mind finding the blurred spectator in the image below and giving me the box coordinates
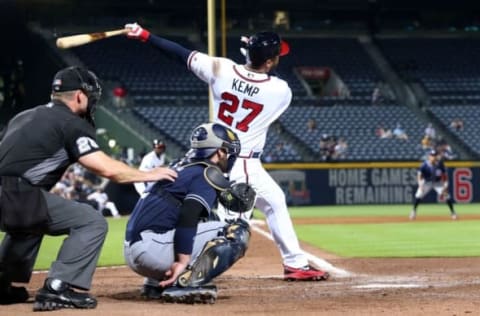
[371,81,395,105]
[375,125,392,139]
[319,134,336,161]
[424,123,436,139]
[450,118,464,132]
[262,153,274,163]
[393,123,408,141]
[87,188,121,218]
[113,85,127,109]
[371,86,383,105]
[307,118,317,132]
[436,140,455,160]
[421,135,434,151]
[333,137,348,160]
[274,142,285,156]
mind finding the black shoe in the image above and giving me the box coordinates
[140,284,163,299]
[0,284,29,305]
[33,278,97,311]
[161,284,217,304]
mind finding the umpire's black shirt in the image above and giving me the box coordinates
[0,100,100,190]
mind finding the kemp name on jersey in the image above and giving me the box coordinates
[232,78,260,97]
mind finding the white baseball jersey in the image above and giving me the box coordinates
[188,52,292,155]
[188,52,309,268]
[133,151,166,195]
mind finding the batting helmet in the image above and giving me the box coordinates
[188,123,240,160]
[152,139,165,149]
[246,31,290,67]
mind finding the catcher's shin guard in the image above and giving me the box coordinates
[177,219,250,287]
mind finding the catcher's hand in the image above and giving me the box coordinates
[219,183,256,214]
[125,22,150,42]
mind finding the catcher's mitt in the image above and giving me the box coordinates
[219,183,256,213]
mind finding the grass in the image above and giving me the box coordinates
[288,203,480,257]
[280,203,480,218]
[2,218,129,270]
[297,221,480,257]
[0,203,479,270]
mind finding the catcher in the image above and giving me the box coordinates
[124,123,256,304]
[410,149,458,220]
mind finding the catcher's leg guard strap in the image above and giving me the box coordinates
[177,221,250,287]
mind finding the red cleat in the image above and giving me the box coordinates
[283,265,330,281]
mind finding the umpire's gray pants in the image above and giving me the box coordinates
[124,221,225,281]
[0,189,108,290]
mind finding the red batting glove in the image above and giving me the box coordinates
[125,22,150,42]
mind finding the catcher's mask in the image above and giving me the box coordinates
[246,31,289,68]
[52,66,102,126]
[187,123,240,172]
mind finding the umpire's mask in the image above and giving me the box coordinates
[52,66,102,126]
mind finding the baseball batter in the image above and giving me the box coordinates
[410,149,458,220]
[125,23,328,281]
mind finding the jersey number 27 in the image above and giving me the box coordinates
[218,92,263,132]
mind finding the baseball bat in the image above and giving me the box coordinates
[56,28,129,49]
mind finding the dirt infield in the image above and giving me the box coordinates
[3,216,480,316]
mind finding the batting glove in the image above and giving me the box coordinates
[239,36,251,64]
[125,22,150,42]
[239,36,249,57]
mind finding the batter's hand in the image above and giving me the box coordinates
[125,22,150,41]
[240,36,249,57]
[159,261,188,288]
[151,166,177,182]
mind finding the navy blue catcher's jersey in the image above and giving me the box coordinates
[125,161,218,243]
[418,160,446,182]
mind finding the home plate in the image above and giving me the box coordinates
[354,283,425,289]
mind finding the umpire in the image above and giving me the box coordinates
[0,66,177,311]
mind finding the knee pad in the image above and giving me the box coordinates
[223,218,250,256]
[177,220,250,287]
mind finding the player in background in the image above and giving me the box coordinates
[410,149,458,220]
[134,139,167,195]
[125,23,329,281]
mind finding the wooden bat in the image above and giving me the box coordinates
[56,28,129,49]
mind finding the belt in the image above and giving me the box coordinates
[238,151,262,159]
[128,228,169,246]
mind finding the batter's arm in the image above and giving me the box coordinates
[147,34,192,64]
[125,22,193,64]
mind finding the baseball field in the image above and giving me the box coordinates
[2,203,480,315]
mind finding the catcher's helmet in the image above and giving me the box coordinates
[246,31,289,67]
[188,123,240,160]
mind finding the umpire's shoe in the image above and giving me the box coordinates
[0,283,29,305]
[161,284,217,304]
[33,278,97,311]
